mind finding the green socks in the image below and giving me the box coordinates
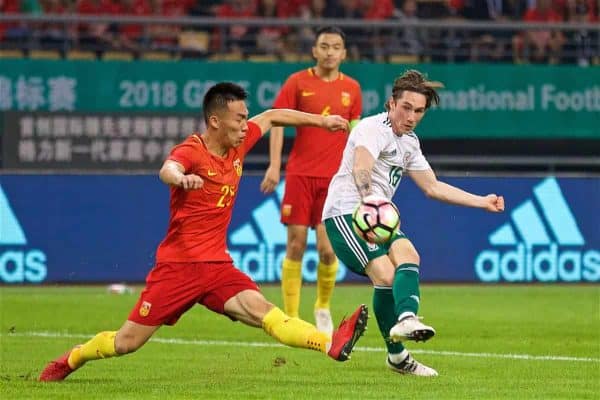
[392,263,420,318]
[373,286,405,355]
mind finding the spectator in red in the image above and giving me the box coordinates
[253,0,290,56]
[214,0,256,54]
[358,0,394,61]
[361,0,394,19]
[150,0,192,50]
[117,0,152,51]
[0,0,21,41]
[277,0,308,17]
[76,0,121,50]
[589,0,599,21]
[513,0,566,63]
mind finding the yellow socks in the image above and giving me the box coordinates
[315,259,338,310]
[281,258,302,318]
[67,331,118,369]
[262,307,329,353]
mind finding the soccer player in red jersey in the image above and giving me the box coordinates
[39,82,368,382]
[260,26,362,335]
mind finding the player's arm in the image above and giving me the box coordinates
[352,146,376,199]
[249,109,349,135]
[408,169,504,212]
[260,126,284,194]
[159,160,204,191]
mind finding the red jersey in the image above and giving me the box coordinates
[155,122,262,263]
[273,68,362,178]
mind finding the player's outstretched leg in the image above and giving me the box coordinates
[386,350,438,377]
[262,304,367,362]
[327,304,368,361]
[39,331,118,381]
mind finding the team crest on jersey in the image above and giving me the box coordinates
[282,204,292,217]
[403,152,411,166]
[233,158,242,176]
[341,91,351,107]
[139,301,152,317]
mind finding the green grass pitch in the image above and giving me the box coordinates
[1,284,598,399]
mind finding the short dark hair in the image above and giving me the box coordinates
[314,26,346,45]
[203,82,248,123]
[387,70,444,110]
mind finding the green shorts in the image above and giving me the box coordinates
[324,214,407,276]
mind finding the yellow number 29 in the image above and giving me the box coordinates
[217,185,236,208]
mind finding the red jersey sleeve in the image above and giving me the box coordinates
[273,73,299,109]
[242,121,263,155]
[168,140,198,172]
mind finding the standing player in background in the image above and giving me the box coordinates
[260,27,362,335]
[322,70,504,376]
[39,82,367,382]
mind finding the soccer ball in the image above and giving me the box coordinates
[352,195,400,244]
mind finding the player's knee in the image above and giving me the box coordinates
[376,269,395,286]
[317,248,336,265]
[287,237,307,259]
[371,274,394,287]
[239,290,273,321]
[390,239,420,265]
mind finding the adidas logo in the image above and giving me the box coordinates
[228,181,346,283]
[475,178,599,282]
[0,185,47,283]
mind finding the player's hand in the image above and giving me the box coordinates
[483,194,505,212]
[323,115,350,132]
[180,174,204,190]
[260,165,280,194]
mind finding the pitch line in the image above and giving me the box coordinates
[5,331,599,363]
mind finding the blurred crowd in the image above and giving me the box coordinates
[1,0,598,64]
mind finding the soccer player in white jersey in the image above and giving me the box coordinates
[322,70,505,376]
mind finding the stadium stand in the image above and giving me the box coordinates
[0,0,597,63]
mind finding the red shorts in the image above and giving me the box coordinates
[280,175,332,227]
[127,262,260,326]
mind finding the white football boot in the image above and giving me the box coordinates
[389,314,435,342]
[386,354,438,377]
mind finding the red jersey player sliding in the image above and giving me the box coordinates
[39,82,368,382]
